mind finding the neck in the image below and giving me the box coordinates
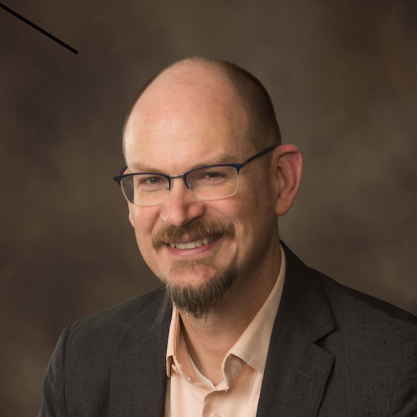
[179,233,282,384]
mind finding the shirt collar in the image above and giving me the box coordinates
[166,305,180,378]
[226,244,286,376]
[166,244,286,384]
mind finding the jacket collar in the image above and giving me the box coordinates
[256,240,335,417]
[277,240,335,342]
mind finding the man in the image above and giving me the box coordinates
[39,57,417,417]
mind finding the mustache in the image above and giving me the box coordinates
[152,219,235,250]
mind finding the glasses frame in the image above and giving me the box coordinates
[113,145,278,205]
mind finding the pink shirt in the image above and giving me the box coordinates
[165,244,286,417]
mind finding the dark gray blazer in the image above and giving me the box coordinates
[39,241,417,417]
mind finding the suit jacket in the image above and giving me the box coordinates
[39,240,417,417]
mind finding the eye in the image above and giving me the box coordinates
[143,177,161,184]
[193,169,228,185]
[134,175,167,191]
[205,172,222,179]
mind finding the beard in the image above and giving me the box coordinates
[160,254,238,320]
[152,218,237,319]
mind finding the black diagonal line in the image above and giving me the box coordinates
[0,3,78,54]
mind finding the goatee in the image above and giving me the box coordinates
[161,256,238,320]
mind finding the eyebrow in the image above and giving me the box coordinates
[128,155,236,174]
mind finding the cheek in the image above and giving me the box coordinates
[208,187,258,239]
[233,180,275,237]
[131,207,159,249]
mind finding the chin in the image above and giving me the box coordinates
[159,262,238,319]
[164,262,216,287]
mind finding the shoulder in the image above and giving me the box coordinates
[40,287,172,415]
[310,266,417,329]
[64,286,171,354]
[281,239,417,333]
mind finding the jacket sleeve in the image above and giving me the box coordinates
[38,324,72,417]
[389,342,417,416]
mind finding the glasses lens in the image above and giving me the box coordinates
[121,174,169,206]
[188,166,238,200]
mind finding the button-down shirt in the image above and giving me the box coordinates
[164,244,286,417]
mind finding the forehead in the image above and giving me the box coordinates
[124,66,251,172]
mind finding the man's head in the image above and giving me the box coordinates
[122,57,302,319]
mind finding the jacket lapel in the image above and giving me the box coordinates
[109,294,172,417]
[256,241,336,417]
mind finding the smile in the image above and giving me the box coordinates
[168,235,218,250]
[165,235,223,256]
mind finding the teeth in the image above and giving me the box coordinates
[169,235,218,250]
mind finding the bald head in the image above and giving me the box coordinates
[124,61,245,151]
[123,57,281,169]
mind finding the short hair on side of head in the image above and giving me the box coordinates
[122,56,281,172]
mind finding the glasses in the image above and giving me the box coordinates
[113,145,277,206]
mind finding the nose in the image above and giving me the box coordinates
[160,177,205,227]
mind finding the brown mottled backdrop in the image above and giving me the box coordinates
[1,0,416,415]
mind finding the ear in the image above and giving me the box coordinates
[270,144,303,216]
[128,203,135,228]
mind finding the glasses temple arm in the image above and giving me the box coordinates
[242,145,278,167]
[116,165,128,176]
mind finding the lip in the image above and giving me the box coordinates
[165,235,223,257]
